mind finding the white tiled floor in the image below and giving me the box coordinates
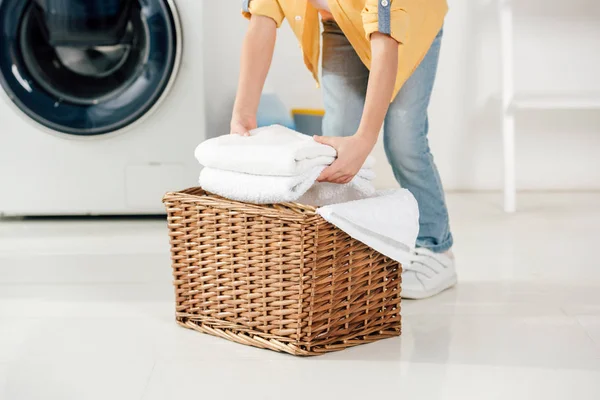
[1,193,600,399]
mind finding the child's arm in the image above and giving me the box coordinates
[230,15,278,135]
[354,32,399,144]
[314,32,399,183]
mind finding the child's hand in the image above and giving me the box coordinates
[313,134,375,184]
[230,113,257,136]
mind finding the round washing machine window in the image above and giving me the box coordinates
[0,0,180,136]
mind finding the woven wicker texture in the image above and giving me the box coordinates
[163,187,402,356]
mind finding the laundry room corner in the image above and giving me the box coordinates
[1,1,600,399]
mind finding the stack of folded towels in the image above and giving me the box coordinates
[195,124,376,206]
[194,125,419,264]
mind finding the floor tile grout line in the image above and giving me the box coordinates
[139,361,157,400]
[573,316,600,353]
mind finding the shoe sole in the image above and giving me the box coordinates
[401,274,458,300]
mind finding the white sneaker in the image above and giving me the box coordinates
[401,247,457,299]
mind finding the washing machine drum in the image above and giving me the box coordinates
[0,0,179,136]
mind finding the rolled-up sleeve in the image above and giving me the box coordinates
[362,0,411,44]
[242,0,285,28]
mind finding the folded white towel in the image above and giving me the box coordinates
[317,189,420,265]
[195,124,374,176]
[199,166,376,205]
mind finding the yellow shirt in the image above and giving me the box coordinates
[242,0,448,100]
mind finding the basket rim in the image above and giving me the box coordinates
[163,187,318,220]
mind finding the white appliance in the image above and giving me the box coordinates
[0,0,204,216]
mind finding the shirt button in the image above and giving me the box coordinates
[295,15,302,21]
[381,0,389,6]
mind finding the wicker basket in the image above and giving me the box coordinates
[163,187,402,356]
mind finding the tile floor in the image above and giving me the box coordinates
[1,193,599,399]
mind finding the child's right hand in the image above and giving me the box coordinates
[230,113,257,136]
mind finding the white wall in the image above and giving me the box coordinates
[203,0,600,191]
[202,1,319,138]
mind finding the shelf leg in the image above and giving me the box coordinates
[503,114,516,213]
[499,0,516,212]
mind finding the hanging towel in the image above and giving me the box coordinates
[316,189,420,265]
[195,124,374,177]
[199,166,376,205]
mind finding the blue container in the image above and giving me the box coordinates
[256,93,295,130]
[292,109,324,136]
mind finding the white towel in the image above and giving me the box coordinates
[317,189,420,265]
[195,124,374,176]
[298,181,373,207]
[199,166,376,205]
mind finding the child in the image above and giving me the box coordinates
[230,0,456,299]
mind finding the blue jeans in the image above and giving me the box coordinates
[321,21,453,253]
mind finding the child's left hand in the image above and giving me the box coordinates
[313,134,375,184]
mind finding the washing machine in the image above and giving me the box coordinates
[0,0,204,216]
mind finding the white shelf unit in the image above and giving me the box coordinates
[512,93,600,111]
[498,0,600,212]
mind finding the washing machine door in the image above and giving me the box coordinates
[0,0,180,136]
